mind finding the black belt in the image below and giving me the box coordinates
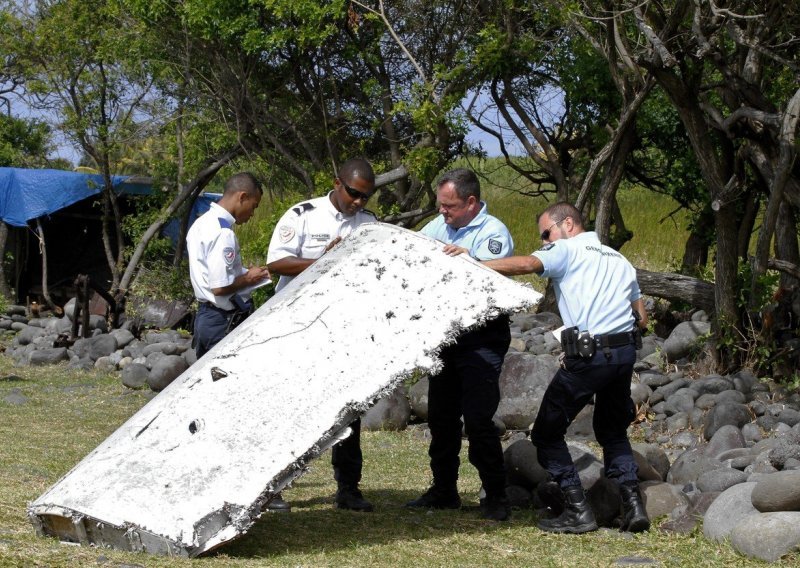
[199,301,235,314]
[592,331,637,348]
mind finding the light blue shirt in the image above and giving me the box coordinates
[533,231,641,335]
[420,202,514,260]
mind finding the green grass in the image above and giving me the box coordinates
[1,357,794,567]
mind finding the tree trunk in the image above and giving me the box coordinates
[118,149,241,292]
[35,219,58,312]
[775,201,800,290]
[636,268,716,313]
[0,222,12,301]
[681,207,713,276]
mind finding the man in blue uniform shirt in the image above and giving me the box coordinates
[406,168,515,521]
[481,202,650,534]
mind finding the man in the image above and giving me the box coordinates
[480,202,650,534]
[406,168,514,521]
[267,157,377,512]
[186,173,289,513]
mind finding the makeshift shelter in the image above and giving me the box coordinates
[0,167,218,306]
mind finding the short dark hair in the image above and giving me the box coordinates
[224,172,263,197]
[338,158,375,185]
[437,168,480,201]
[541,202,583,227]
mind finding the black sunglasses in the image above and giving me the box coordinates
[339,178,373,202]
[540,217,568,240]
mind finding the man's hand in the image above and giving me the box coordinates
[441,244,470,257]
[324,237,343,253]
[243,265,271,285]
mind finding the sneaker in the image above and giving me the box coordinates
[264,492,291,512]
[480,494,511,521]
[406,486,461,509]
[335,486,374,512]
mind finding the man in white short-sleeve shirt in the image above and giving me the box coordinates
[266,157,377,513]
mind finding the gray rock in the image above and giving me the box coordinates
[10,321,27,332]
[146,355,188,391]
[705,424,746,458]
[638,371,671,388]
[67,358,95,371]
[565,405,595,440]
[121,363,150,390]
[109,328,135,349]
[751,470,800,512]
[670,431,699,449]
[663,321,711,361]
[88,314,107,332]
[632,450,663,482]
[666,448,723,485]
[508,337,526,352]
[631,443,671,481]
[703,402,752,440]
[715,390,746,404]
[664,389,696,415]
[586,476,622,527]
[29,347,69,366]
[696,468,749,492]
[16,326,47,346]
[144,330,184,344]
[142,342,181,356]
[666,412,689,432]
[94,356,116,370]
[640,481,689,521]
[694,393,717,410]
[703,482,759,542]
[778,408,800,427]
[730,512,800,562]
[630,383,652,407]
[495,352,559,429]
[4,388,28,405]
[88,335,118,361]
[767,434,800,469]
[63,297,78,321]
[362,386,411,431]
[661,491,719,534]
[569,442,604,490]
[692,374,735,395]
[408,376,429,421]
[504,439,548,490]
[731,369,759,393]
[183,348,197,367]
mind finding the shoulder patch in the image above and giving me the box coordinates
[540,242,556,251]
[222,246,236,265]
[279,225,296,243]
[488,239,502,255]
[292,202,315,216]
[218,217,232,229]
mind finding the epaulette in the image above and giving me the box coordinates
[540,242,556,251]
[292,202,315,216]
[362,208,377,219]
[217,217,232,229]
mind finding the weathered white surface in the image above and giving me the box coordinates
[28,223,541,556]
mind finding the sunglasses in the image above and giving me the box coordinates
[540,217,568,240]
[339,178,373,202]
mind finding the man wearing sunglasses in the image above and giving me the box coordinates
[479,202,650,535]
[406,168,515,521]
[267,157,377,512]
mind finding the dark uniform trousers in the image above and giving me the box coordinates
[332,418,363,488]
[427,316,511,497]
[193,303,233,358]
[531,343,639,488]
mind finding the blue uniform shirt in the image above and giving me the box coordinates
[533,231,641,335]
[420,201,514,260]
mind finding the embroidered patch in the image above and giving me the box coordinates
[223,247,236,265]
[488,239,502,255]
[279,225,295,243]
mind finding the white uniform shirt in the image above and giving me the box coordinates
[186,202,247,311]
[420,201,514,260]
[267,192,377,292]
[532,231,641,335]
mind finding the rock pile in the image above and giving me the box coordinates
[3,303,800,562]
[1,304,195,391]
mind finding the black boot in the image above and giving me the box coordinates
[537,485,598,534]
[335,485,373,512]
[406,485,461,509]
[480,493,511,521]
[619,482,650,532]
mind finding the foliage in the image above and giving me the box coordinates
[0,114,52,167]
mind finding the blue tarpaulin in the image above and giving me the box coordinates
[0,167,130,227]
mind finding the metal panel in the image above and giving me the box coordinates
[29,223,541,556]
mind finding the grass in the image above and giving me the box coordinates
[1,356,795,567]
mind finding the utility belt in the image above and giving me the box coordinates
[560,326,641,359]
[199,295,254,333]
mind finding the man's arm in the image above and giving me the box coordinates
[482,255,544,276]
[631,298,648,330]
[267,237,342,277]
[211,266,270,296]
